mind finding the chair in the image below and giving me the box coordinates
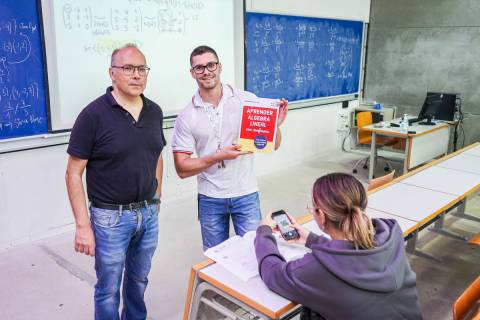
[468,233,480,246]
[352,111,399,175]
[368,170,395,191]
[453,277,480,320]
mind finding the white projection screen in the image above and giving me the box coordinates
[41,0,238,131]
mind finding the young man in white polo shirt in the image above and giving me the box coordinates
[172,45,288,250]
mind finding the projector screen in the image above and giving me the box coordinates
[41,0,237,131]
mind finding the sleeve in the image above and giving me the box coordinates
[171,113,195,154]
[67,110,96,160]
[158,107,167,146]
[305,232,321,249]
[254,225,308,303]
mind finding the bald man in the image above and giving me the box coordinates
[66,43,165,320]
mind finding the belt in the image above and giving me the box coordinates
[91,198,160,211]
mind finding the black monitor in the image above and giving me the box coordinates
[417,92,457,124]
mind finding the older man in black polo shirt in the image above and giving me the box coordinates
[65,43,166,320]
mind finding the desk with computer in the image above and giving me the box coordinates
[362,92,459,181]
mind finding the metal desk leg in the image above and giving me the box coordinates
[403,138,410,174]
[191,281,285,320]
[190,282,241,320]
[368,132,377,181]
[452,199,480,223]
[430,212,468,241]
[405,230,443,262]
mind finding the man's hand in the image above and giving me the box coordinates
[217,144,251,160]
[75,224,95,256]
[277,99,289,127]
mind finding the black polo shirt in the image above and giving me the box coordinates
[67,87,166,204]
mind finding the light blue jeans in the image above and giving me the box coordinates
[90,203,159,320]
[198,192,262,250]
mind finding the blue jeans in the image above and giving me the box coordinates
[90,203,159,320]
[198,192,261,250]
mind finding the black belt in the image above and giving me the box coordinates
[91,198,160,211]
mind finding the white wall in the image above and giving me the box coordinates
[247,0,371,22]
[0,0,370,249]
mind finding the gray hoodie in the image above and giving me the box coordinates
[255,218,422,319]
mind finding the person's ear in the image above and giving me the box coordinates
[109,67,115,80]
[315,209,326,231]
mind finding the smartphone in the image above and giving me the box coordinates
[271,210,300,241]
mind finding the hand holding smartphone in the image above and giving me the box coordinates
[271,210,300,241]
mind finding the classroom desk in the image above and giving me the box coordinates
[367,142,480,257]
[363,119,450,181]
[184,142,480,319]
[184,211,425,320]
[367,183,458,224]
[399,166,480,197]
[435,154,480,175]
[463,144,480,157]
[304,209,418,237]
[184,216,314,320]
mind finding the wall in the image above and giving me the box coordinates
[0,0,370,249]
[365,0,480,145]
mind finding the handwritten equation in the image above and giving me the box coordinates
[61,2,203,36]
[246,13,363,100]
[0,8,47,137]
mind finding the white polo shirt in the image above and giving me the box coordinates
[172,85,258,198]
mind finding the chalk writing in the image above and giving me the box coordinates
[246,13,363,101]
[0,1,48,138]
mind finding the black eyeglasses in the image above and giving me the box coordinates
[191,61,219,74]
[111,65,150,76]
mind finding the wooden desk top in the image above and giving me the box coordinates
[362,119,449,138]
[463,144,480,157]
[367,183,458,225]
[400,166,480,197]
[436,153,480,176]
[365,208,418,236]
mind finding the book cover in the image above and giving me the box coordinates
[238,98,279,153]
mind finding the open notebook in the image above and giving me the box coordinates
[204,230,311,282]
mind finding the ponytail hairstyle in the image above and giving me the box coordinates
[312,173,375,250]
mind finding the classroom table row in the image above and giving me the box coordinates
[183,142,480,320]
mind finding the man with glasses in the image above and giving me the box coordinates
[65,43,166,319]
[172,45,288,250]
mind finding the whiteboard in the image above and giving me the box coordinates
[41,0,237,131]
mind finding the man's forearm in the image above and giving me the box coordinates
[155,154,164,198]
[66,173,90,227]
[174,152,220,179]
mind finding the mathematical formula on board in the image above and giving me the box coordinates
[60,0,206,55]
[0,13,48,138]
[245,13,363,102]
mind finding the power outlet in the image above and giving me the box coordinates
[337,112,350,132]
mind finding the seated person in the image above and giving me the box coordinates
[254,173,422,320]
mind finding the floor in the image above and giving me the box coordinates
[0,150,478,320]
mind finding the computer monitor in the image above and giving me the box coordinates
[417,92,457,124]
